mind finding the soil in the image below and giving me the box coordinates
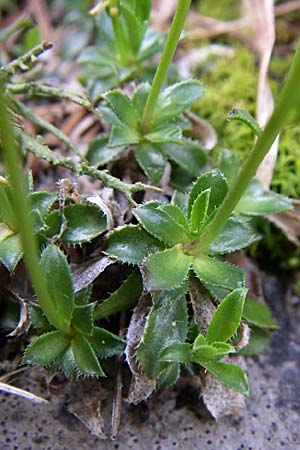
[1,275,299,450]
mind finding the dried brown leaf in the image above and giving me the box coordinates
[268,204,300,246]
[200,356,247,420]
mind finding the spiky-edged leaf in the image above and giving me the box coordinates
[29,191,57,218]
[200,360,250,396]
[192,344,218,361]
[190,189,211,233]
[95,269,142,319]
[104,90,140,129]
[236,179,292,216]
[71,304,95,335]
[89,326,125,358]
[133,202,192,245]
[192,255,245,291]
[206,288,247,344]
[105,225,164,265]
[28,304,54,333]
[193,333,207,348]
[0,233,23,272]
[23,330,70,366]
[158,204,189,230]
[75,285,93,306]
[164,140,207,177]
[71,333,105,377]
[188,170,228,219]
[142,244,192,291]
[60,346,78,380]
[135,142,167,183]
[217,149,240,187]
[145,123,182,143]
[136,285,188,379]
[40,244,74,331]
[209,217,258,254]
[132,82,150,116]
[46,204,107,244]
[152,80,204,126]
[243,297,278,329]
[228,107,262,137]
[86,135,124,167]
[109,124,140,147]
[157,363,180,389]
[212,342,236,356]
[159,342,191,363]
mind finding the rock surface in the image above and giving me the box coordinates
[1,276,299,450]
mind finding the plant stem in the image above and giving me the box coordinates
[141,0,191,132]
[19,131,162,206]
[187,40,300,255]
[0,15,33,44]
[0,41,53,80]
[0,85,70,333]
[6,82,98,114]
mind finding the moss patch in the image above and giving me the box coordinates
[196,0,241,21]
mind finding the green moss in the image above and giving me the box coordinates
[196,0,241,21]
[194,46,258,159]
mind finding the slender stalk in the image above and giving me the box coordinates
[141,0,191,132]
[187,40,300,255]
[18,131,161,206]
[0,86,70,333]
[0,15,33,43]
[0,41,53,80]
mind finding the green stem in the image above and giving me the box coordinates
[19,131,161,206]
[0,15,33,43]
[0,41,53,80]
[0,85,70,333]
[110,6,130,66]
[6,82,98,114]
[187,40,300,255]
[141,0,191,132]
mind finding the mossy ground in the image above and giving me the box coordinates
[192,1,300,198]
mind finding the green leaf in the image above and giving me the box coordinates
[236,179,293,216]
[145,123,182,143]
[71,333,105,377]
[157,363,180,390]
[40,244,74,331]
[104,90,140,129]
[109,124,140,147]
[121,3,145,54]
[209,217,258,254]
[89,326,125,358]
[133,202,191,245]
[135,142,167,183]
[75,285,93,306]
[152,80,204,126]
[212,342,236,356]
[0,233,23,272]
[158,204,189,230]
[60,346,79,381]
[136,286,188,379]
[159,343,191,363]
[94,269,142,319]
[163,140,207,177]
[200,360,250,396]
[28,304,54,333]
[46,204,107,244]
[205,288,247,344]
[243,297,278,329]
[86,135,124,167]
[192,344,218,361]
[23,330,70,366]
[193,333,207,348]
[192,255,245,291]
[132,82,150,116]
[217,149,240,187]
[188,170,228,219]
[142,244,192,291]
[190,189,211,233]
[105,225,164,265]
[0,182,16,229]
[71,304,95,335]
[29,191,57,218]
[228,107,262,137]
